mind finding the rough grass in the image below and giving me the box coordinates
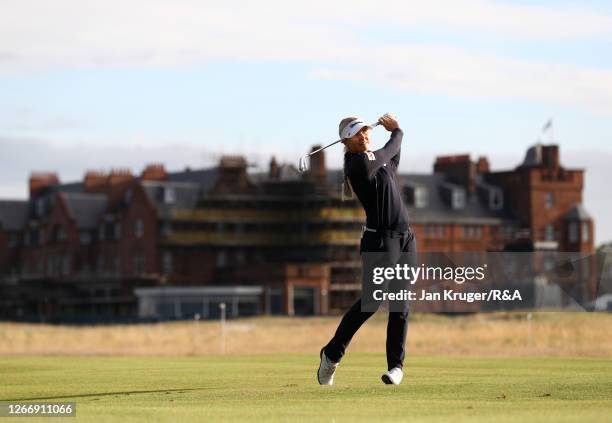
[1,312,611,357]
[1,354,611,423]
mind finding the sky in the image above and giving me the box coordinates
[1,0,611,243]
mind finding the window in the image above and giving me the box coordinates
[568,222,578,243]
[161,222,172,237]
[96,255,105,273]
[80,232,91,245]
[162,252,173,274]
[545,192,554,208]
[46,256,53,275]
[462,225,482,239]
[114,222,121,240]
[545,224,554,241]
[415,187,428,208]
[490,189,503,210]
[36,198,45,217]
[452,189,465,209]
[501,225,514,239]
[29,229,40,246]
[425,225,444,238]
[112,256,120,275]
[164,187,176,204]
[217,251,227,268]
[132,254,146,274]
[61,255,71,276]
[134,219,144,238]
[581,222,590,243]
[54,226,66,242]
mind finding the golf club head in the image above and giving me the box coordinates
[298,155,310,173]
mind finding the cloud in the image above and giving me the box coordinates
[1,0,611,115]
[2,0,612,71]
[312,44,612,115]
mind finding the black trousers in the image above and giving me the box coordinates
[324,229,416,370]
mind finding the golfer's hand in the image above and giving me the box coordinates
[379,113,400,132]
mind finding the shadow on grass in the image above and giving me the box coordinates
[2,387,213,402]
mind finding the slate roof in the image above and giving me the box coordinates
[10,162,519,228]
[141,180,201,219]
[0,200,28,231]
[167,168,218,193]
[564,204,592,221]
[399,173,516,224]
[328,170,516,224]
[61,193,108,229]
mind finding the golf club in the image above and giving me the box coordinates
[298,121,381,173]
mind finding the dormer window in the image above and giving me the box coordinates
[439,183,465,209]
[414,187,428,208]
[405,185,429,208]
[490,189,503,210]
[164,187,176,204]
[452,189,465,209]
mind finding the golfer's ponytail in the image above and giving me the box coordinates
[342,150,355,201]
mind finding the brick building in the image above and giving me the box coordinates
[0,143,594,321]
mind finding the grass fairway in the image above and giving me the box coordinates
[1,354,611,423]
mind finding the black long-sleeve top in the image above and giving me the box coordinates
[344,128,410,232]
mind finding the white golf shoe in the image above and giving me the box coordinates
[381,367,403,385]
[317,347,339,385]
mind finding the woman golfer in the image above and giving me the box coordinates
[317,113,415,385]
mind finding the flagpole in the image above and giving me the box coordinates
[551,120,554,143]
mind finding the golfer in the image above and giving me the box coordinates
[317,113,415,385]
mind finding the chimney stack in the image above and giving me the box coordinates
[29,172,60,197]
[307,145,327,184]
[269,156,280,180]
[211,155,254,195]
[84,170,107,193]
[434,154,476,194]
[141,163,167,181]
[476,156,490,173]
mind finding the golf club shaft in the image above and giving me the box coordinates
[307,122,381,157]
[307,139,342,157]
